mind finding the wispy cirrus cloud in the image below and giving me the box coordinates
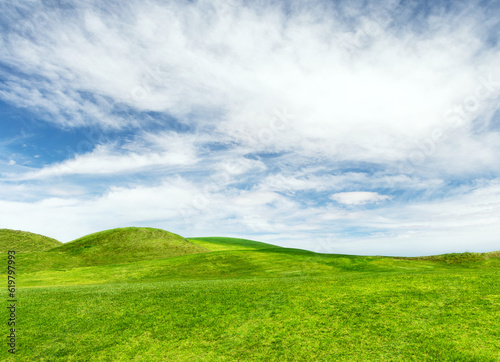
[330,192,392,205]
[0,0,499,255]
[5,132,199,180]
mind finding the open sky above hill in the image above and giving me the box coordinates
[1,0,499,256]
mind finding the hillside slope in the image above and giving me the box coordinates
[188,236,282,251]
[20,227,210,272]
[19,246,500,287]
[0,229,61,252]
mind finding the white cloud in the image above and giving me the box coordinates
[257,172,446,194]
[330,191,392,205]
[6,132,199,180]
[1,1,498,171]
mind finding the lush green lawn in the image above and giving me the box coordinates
[1,228,500,361]
[8,269,500,361]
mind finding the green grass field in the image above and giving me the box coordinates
[2,228,500,361]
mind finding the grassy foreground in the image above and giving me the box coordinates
[2,228,500,361]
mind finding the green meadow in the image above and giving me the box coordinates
[1,227,499,361]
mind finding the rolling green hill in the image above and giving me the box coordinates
[3,227,500,361]
[53,227,211,263]
[18,242,500,287]
[17,227,211,273]
[0,229,61,252]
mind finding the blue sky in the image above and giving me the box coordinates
[1,0,500,256]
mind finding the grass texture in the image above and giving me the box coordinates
[1,227,499,361]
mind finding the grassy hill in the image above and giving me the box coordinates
[4,227,500,361]
[0,229,61,252]
[53,227,211,264]
[17,227,211,273]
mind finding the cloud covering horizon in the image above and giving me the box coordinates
[1,0,499,256]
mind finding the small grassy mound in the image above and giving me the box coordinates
[188,237,282,251]
[432,252,485,263]
[0,229,61,252]
[398,251,491,264]
[484,250,500,258]
[47,227,211,267]
[18,227,211,272]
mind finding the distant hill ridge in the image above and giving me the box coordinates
[0,227,282,258]
[3,227,500,274]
